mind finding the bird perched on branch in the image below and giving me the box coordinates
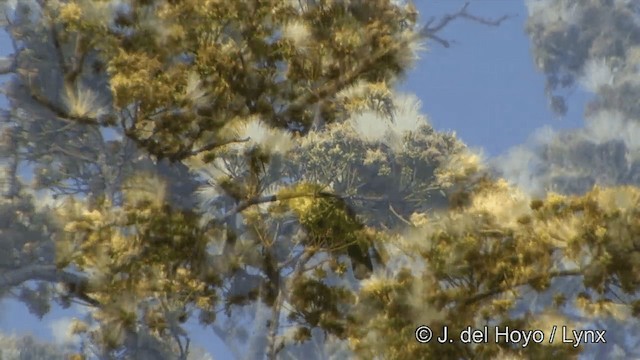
[281,184,381,279]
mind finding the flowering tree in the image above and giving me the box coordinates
[2,1,638,359]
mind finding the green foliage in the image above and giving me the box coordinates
[53,178,219,353]
[289,277,355,338]
[40,0,421,161]
[3,0,640,359]
[344,182,640,358]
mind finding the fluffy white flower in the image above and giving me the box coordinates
[350,111,391,143]
[579,58,615,93]
[390,93,427,134]
[62,84,107,119]
[282,21,312,51]
[584,110,640,155]
[469,179,531,228]
[240,118,294,154]
[494,145,545,196]
[184,71,207,104]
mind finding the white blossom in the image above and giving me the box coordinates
[579,58,615,93]
[349,110,391,143]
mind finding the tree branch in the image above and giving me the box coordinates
[66,34,89,85]
[50,143,97,163]
[419,2,516,48]
[206,190,342,231]
[171,137,251,161]
[282,2,514,128]
[267,249,315,359]
[30,91,98,125]
[461,269,581,306]
[0,264,99,306]
[389,203,412,226]
[0,265,79,287]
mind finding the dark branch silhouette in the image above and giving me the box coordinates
[420,2,516,48]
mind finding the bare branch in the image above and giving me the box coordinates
[50,143,97,163]
[389,203,413,226]
[178,137,251,160]
[0,264,98,306]
[281,3,515,128]
[30,91,98,125]
[461,270,581,306]
[38,0,73,85]
[0,264,78,287]
[267,249,315,359]
[419,2,516,48]
[16,1,97,127]
[66,34,89,85]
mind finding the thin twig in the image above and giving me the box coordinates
[419,2,516,48]
[389,203,412,226]
[184,137,251,158]
[0,264,99,306]
[462,270,581,306]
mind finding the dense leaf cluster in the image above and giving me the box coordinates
[2,1,640,359]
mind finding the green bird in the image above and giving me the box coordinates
[285,186,380,279]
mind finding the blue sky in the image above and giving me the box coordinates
[402,0,589,157]
[0,1,593,358]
